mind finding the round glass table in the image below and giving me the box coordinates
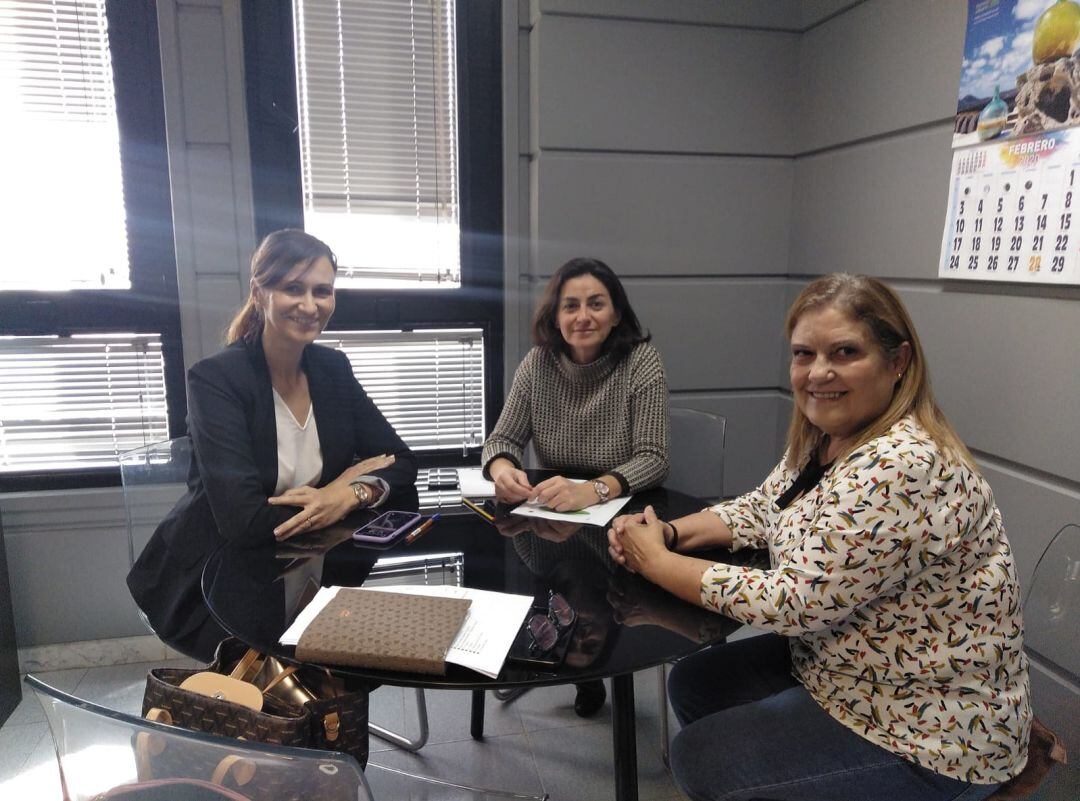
[202,480,755,801]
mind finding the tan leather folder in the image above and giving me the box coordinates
[295,589,471,675]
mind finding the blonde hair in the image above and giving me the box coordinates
[225,229,337,345]
[784,273,975,470]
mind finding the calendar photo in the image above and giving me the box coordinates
[955,0,1080,148]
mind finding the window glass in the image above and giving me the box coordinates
[0,334,168,472]
[0,0,129,290]
[318,328,484,451]
[293,0,460,288]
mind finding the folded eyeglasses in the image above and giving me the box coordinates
[527,591,576,654]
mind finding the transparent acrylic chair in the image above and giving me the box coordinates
[659,408,727,767]
[26,673,370,801]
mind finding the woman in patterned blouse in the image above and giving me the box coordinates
[608,274,1034,800]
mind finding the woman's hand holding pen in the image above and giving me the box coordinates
[488,458,533,503]
[531,475,600,512]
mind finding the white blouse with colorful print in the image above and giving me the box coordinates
[704,417,1030,784]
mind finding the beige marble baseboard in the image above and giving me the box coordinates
[18,635,190,673]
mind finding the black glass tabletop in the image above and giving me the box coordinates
[201,477,759,690]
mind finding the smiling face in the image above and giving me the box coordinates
[257,255,336,351]
[789,305,910,461]
[556,274,621,364]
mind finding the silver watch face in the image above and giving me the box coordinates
[593,480,609,500]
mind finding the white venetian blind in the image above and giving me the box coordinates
[317,329,483,452]
[293,0,460,287]
[0,334,168,472]
[0,0,130,290]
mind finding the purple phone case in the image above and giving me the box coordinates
[351,510,422,544]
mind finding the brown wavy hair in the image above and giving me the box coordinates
[784,273,975,470]
[531,257,649,363]
[225,229,338,345]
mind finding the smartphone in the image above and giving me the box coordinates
[351,510,422,545]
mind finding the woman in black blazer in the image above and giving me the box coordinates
[128,229,417,660]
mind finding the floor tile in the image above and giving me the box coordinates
[72,660,158,715]
[512,680,609,732]
[7,728,63,801]
[526,713,677,801]
[0,722,47,782]
[368,732,545,801]
[368,684,407,755]
[403,688,524,744]
[10,667,87,726]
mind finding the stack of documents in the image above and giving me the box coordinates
[456,467,496,498]
[282,584,533,678]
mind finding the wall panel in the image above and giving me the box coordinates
[531,15,798,155]
[980,464,1080,591]
[534,152,792,276]
[900,287,1080,482]
[175,6,231,144]
[790,123,954,278]
[3,491,143,646]
[624,279,789,390]
[797,0,964,152]
[187,145,243,275]
[532,0,802,30]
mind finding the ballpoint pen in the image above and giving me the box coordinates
[405,514,439,544]
[460,496,495,523]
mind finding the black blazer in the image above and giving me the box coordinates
[127,338,418,647]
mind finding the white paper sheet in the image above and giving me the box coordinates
[510,479,632,526]
[456,467,496,498]
[280,584,533,679]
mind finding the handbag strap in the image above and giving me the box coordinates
[210,755,256,787]
[228,648,263,681]
[260,665,300,695]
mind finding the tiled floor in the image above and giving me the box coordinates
[0,660,689,800]
[4,661,1076,801]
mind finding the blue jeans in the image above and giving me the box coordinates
[667,633,1000,801]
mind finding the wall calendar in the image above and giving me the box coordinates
[942,0,1080,285]
[939,129,1080,284]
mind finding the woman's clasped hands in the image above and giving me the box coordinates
[608,505,670,575]
[269,453,395,541]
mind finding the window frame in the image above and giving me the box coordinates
[241,0,504,469]
[0,0,183,492]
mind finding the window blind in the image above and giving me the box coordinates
[0,0,129,290]
[318,328,483,452]
[293,0,460,287]
[0,334,168,472]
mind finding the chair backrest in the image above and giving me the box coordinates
[119,438,192,568]
[666,408,726,502]
[26,674,370,801]
[1024,523,1079,683]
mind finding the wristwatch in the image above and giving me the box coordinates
[350,480,372,508]
[592,479,610,503]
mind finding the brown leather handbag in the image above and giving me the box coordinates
[141,638,369,769]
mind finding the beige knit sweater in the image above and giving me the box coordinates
[481,342,669,493]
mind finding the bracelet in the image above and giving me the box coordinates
[666,522,679,552]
